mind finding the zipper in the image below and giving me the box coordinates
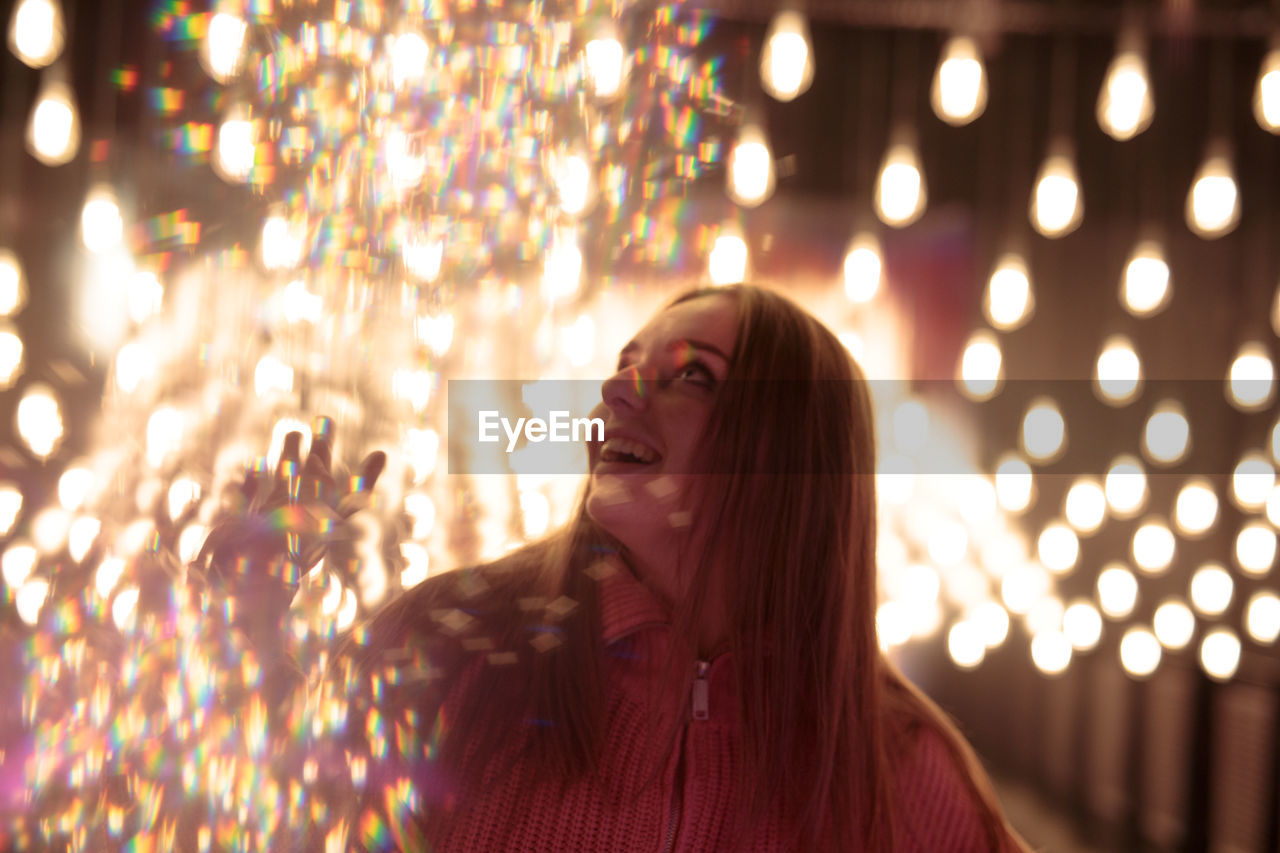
[659,659,712,853]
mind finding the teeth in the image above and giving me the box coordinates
[602,437,660,464]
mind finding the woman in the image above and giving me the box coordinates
[319,284,1030,851]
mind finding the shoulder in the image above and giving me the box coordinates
[890,722,997,853]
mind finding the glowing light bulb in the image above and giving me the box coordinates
[995,454,1034,513]
[1235,521,1276,576]
[0,328,20,389]
[1119,627,1161,678]
[970,601,1010,648]
[8,0,64,68]
[585,36,625,99]
[708,229,747,286]
[1037,522,1079,574]
[1246,591,1280,644]
[1031,631,1072,675]
[127,270,163,324]
[1132,517,1175,574]
[842,233,882,303]
[1064,478,1106,534]
[1142,401,1189,466]
[1253,45,1280,133]
[1030,146,1082,237]
[390,32,429,88]
[553,150,593,215]
[261,215,305,271]
[1121,240,1170,316]
[0,248,25,317]
[1063,600,1103,651]
[984,254,1033,330]
[1094,335,1142,405]
[403,235,443,282]
[1200,629,1241,681]
[1227,342,1274,411]
[1189,563,1232,616]
[26,75,79,166]
[1097,47,1153,140]
[875,140,926,227]
[16,383,62,460]
[1153,599,1194,649]
[1232,451,1274,510]
[1020,398,1066,462]
[1186,145,1239,238]
[947,621,985,669]
[1174,478,1218,536]
[81,186,124,255]
[760,11,813,102]
[958,330,1003,401]
[931,36,987,125]
[727,125,774,207]
[1105,455,1147,517]
[542,230,583,301]
[203,11,248,82]
[2,542,37,588]
[385,127,424,192]
[214,108,254,182]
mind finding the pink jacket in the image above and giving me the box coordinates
[341,562,996,852]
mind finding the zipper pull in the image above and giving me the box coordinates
[692,660,710,721]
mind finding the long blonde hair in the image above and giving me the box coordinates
[357,284,1029,850]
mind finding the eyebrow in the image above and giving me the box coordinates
[618,338,732,364]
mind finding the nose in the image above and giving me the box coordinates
[601,363,649,412]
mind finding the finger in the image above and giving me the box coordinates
[355,450,387,493]
[309,416,335,472]
[277,431,303,479]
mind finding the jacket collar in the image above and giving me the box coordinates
[593,554,672,645]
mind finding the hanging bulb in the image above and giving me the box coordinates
[1120,239,1171,316]
[1254,41,1280,133]
[843,232,882,303]
[1029,141,1082,238]
[957,330,1003,401]
[1097,39,1154,141]
[552,148,593,216]
[1227,342,1275,411]
[390,31,429,89]
[1094,334,1142,405]
[931,36,988,126]
[984,253,1034,331]
[760,11,814,102]
[0,249,27,317]
[202,11,248,83]
[542,228,583,301]
[708,223,747,286]
[1186,141,1239,238]
[8,0,64,68]
[80,185,124,255]
[585,34,625,100]
[26,71,79,166]
[214,105,254,182]
[875,132,927,228]
[727,123,774,207]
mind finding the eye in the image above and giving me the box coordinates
[675,360,716,387]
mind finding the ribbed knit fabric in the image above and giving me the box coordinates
[350,562,995,852]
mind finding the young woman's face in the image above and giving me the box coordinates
[585,294,737,595]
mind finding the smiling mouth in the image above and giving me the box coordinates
[599,437,662,466]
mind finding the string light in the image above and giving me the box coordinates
[1064,478,1106,534]
[1030,631,1072,675]
[1132,517,1175,575]
[1188,563,1233,616]
[1186,142,1240,238]
[16,383,63,460]
[1094,335,1142,405]
[984,254,1033,331]
[1120,240,1171,317]
[1142,400,1190,466]
[1174,478,1218,536]
[708,225,747,285]
[585,35,626,99]
[0,249,26,317]
[1105,454,1148,517]
[1153,599,1195,650]
[1245,591,1280,644]
[1227,342,1275,411]
[1232,451,1275,510]
[1253,40,1280,133]
[26,73,79,166]
[1030,141,1082,238]
[842,233,882,303]
[1020,397,1066,463]
[875,135,927,227]
[759,10,814,102]
[1037,522,1079,574]
[7,0,64,69]
[390,31,430,89]
[1200,629,1241,681]
[1235,521,1276,576]
[931,36,988,126]
[1062,600,1103,651]
[994,454,1034,513]
[1119,626,1161,678]
[202,11,248,83]
[80,186,125,255]
[1096,39,1153,140]
[726,123,775,208]
[958,330,1003,401]
[1100,560,1141,622]
[214,107,255,182]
